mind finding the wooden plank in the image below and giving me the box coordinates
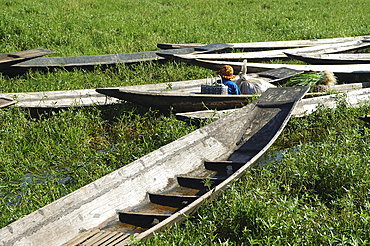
[63,228,100,246]
[148,193,199,208]
[99,232,130,246]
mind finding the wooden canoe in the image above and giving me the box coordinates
[168,40,370,61]
[0,98,16,109]
[176,83,370,121]
[157,35,370,50]
[0,86,309,246]
[0,89,119,109]
[0,48,55,69]
[3,43,231,75]
[284,52,370,64]
[179,59,370,83]
[95,68,303,113]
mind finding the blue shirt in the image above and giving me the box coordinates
[221,78,242,95]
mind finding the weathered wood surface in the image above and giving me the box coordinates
[182,59,370,83]
[0,87,308,246]
[0,98,16,108]
[0,89,119,108]
[3,43,231,76]
[169,40,370,61]
[284,52,370,64]
[0,49,55,69]
[175,83,370,121]
[155,43,232,59]
[12,43,231,68]
[157,35,370,50]
[96,69,303,113]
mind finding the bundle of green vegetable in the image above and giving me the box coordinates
[284,70,337,88]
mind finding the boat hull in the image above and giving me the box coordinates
[96,88,253,113]
[284,52,370,64]
[0,86,309,246]
[185,59,370,83]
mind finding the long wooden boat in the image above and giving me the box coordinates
[0,89,119,109]
[3,43,231,75]
[167,40,370,61]
[0,67,300,111]
[157,35,370,50]
[0,86,309,246]
[176,83,370,121]
[179,59,370,83]
[0,48,55,69]
[284,52,370,64]
[95,68,303,113]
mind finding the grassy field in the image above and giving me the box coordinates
[1,0,370,244]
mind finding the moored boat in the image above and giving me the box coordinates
[0,86,309,246]
[284,52,370,64]
[176,83,370,121]
[166,40,370,61]
[95,68,303,113]
[178,59,370,83]
[157,35,370,50]
[3,43,231,76]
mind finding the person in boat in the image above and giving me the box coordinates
[216,65,242,95]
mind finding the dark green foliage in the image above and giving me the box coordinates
[0,105,197,227]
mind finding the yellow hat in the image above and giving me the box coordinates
[216,65,237,79]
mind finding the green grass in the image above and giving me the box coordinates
[0,105,198,227]
[1,0,370,243]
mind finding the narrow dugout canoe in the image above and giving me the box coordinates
[176,83,370,121]
[3,43,231,75]
[157,35,370,50]
[167,40,370,61]
[0,48,55,69]
[0,89,119,109]
[179,59,370,83]
[284,52,370,64]
[0,86,309,246]
[95,68,303,113]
